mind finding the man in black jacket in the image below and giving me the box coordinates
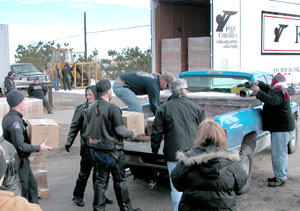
[2,90,52,204]
[28,77,52,114]
[87,80,141,211]
[4,71,16,95]
[151,78,206,211]
[250,73,295,187]
[62,63,71,91]
[65,85,112,207]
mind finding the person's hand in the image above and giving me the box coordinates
[132,129,137,139]
[40,140,53,151]
[65,144,71,153]
[250,82,260,93]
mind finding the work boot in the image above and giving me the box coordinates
[73,197,84,207]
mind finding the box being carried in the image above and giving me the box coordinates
[122,111,145,135]
[27,119,59,148]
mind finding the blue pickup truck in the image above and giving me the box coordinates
[123,70,299,188]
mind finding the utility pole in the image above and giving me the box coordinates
[84,12,87,62]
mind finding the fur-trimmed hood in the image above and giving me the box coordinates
[176,149,240,166]
[176,146,241,179]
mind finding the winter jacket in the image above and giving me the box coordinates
[2,109,40,159]
[86,98,124,151]
[0,187,42,211]
[151,93,205,161]
[120,72,161,114]
[66,86,97,156]
[256,81,295,132]
[0,137,22,196]
[4,77,16,95]
[171,145,248,211]
[28,83,47,99]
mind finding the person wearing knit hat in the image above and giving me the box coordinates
[65,85,113,207]
[6,90,25,108]
[250,73,295,188]
[2,90,53,204]
[86,79,140,211]
[113,71,175,115]
[4,71,16,95]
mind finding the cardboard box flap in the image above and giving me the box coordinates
[28,119,58,126]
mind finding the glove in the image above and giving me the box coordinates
[65,144,71,152]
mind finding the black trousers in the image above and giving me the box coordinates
[92,150,133,211]
[73,146,95,199]
[19,157,39,204]
[63,76,71,90]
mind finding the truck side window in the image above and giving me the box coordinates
[265,74,273,85]
[257,75,266,83]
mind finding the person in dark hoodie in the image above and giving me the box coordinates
[65,85,113,207]
[4,71,16,95]
[171,120,248,211]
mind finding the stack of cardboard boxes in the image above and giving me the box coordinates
[0,97,59,199]
[161,36,211,74]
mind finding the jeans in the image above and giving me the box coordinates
[54,78,60,91]
[112,80,142,112]
[271,131,292,181]
[167,161,182,211]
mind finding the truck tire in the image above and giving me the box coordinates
[288,117,298,154]
[237,145,253,195]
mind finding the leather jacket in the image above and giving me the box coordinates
[0,136,22,196]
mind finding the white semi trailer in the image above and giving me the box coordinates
[151,0,300,85]
[0,24,10,89]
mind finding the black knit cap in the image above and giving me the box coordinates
[6,90,25,108]
[0,150,6,179]
[96,80,111,93]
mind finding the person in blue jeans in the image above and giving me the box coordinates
[53,64,60,91]
[113,71,174,115]
[250,73,295,187]
[151,79,206,211]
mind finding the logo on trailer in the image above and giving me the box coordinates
[274,24,288,42]
[216,11,237,32]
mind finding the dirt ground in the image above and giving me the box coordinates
[43,91,300,211]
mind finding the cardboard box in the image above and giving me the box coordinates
[29,151,45,165]
[161,38,188,76]
[0,97,43,122]
[23,98,44,119]
[122,111,145,135]
[38,189,51,199]
[27,119,59,148]
[147,116,155,136]
[188,37,211,70]
[31,164,48,189]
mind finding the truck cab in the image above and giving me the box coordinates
[10,63,49,82]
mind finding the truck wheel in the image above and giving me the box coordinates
[237,145,253,195]
[288,117,298,154]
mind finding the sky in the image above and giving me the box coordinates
[0,0,151,63]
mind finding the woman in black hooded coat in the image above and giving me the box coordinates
[171,120,248,211]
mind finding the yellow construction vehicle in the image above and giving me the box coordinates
[47,48,98,88]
